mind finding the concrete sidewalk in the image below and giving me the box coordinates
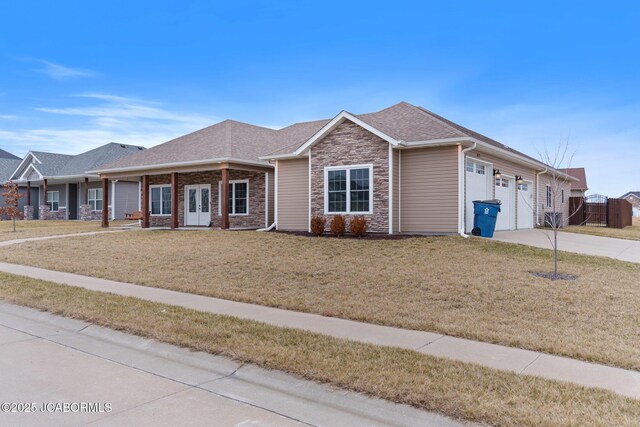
[493,229,640,263]
[0,303,459,427]
[0,262,639,400]
[0,229,131,248]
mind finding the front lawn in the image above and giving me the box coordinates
[1,274,638,427]
[562,217,640,241]
[0,230,638,371]
[0,220,132,242]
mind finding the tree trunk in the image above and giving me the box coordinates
[13,218,16,232]
[553,229,558,279]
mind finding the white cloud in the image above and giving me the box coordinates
[30,59,97,80]
[0,93,217,156]
[0,114,19,120]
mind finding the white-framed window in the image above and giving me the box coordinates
[150,185,172,216]
[495,178,509,188]
[561,189,565,204]
[517,183,529,191]
[546,185,552,208]
[88,188,103,212]
[46,191,59,212]
[324,164,373,214]
[466,160,486,175]
[218,179,249,216]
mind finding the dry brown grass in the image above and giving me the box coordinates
[1,230,639,371]
[1,273,639,427]
[562,218,640,241]
[0,220,132,242]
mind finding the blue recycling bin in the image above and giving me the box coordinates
[472,200,501,238]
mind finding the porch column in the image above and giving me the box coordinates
[101,178,109,228]
[221,167,230,229]
[43,179,48,200]
[84,177,89,204]
[171,172,178,229]
[26,181,31,205]
[142,175,150,228]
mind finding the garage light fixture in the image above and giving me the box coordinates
[516,175,523,184]
[493,169,502,179]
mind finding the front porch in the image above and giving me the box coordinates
[100,164,274,230]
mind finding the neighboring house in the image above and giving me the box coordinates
[0,149,36,218]
[560,167,588,197]
[95,102,576,233]
[620,191,640,217]
[9,143,145,221]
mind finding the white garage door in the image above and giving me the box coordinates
[495,177,515,231]
[465,160,489,232]
[517,181,534,229]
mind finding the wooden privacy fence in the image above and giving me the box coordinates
[569,196,632,228]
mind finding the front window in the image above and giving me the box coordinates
[47,191,59,212]
[219,180,249,215]
[546,185,552,208]
[151,185,172,216]
[325,165,372,214]
[561,189,565,204]
[88,188,103,211]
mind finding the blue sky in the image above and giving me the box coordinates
[0,1,638,196]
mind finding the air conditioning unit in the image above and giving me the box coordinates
[544,212,563,228]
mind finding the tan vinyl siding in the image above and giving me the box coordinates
[537,174,570,226]
[277,158,309,231]
[400,146,458,233]
[393,149,400,233]
[267,171,275,226]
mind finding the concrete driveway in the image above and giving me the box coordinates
[492,229,640,263]
[0,303,461,427]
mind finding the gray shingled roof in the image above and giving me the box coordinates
[0,149,19,160]
[56,143,145,176]
[98,101,558,171]
[0,158,22,182]
[13,143,145,180]
[621,191,640,199]
[28,152,74,176]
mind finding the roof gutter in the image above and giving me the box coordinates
[458,141,477,238]
[90,157,274,175]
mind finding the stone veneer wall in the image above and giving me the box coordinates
[23,206,34,221]
[145,170,267,229]
[80,204,111,221]
[39,205,66,220]
[310,120,390,233]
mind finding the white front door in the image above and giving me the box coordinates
[465,159,490,232]
[517,181,534,229]
[185,184,211,226]
[495,177,515,231]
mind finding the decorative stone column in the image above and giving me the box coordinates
[39,205,51,220]
[80,204,92,221]
[23,206,34,221]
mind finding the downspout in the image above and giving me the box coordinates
[458,142,477,238]
[257,222,276,232]
[535,168,547,226]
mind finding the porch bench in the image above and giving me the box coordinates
[125,211,144,220]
